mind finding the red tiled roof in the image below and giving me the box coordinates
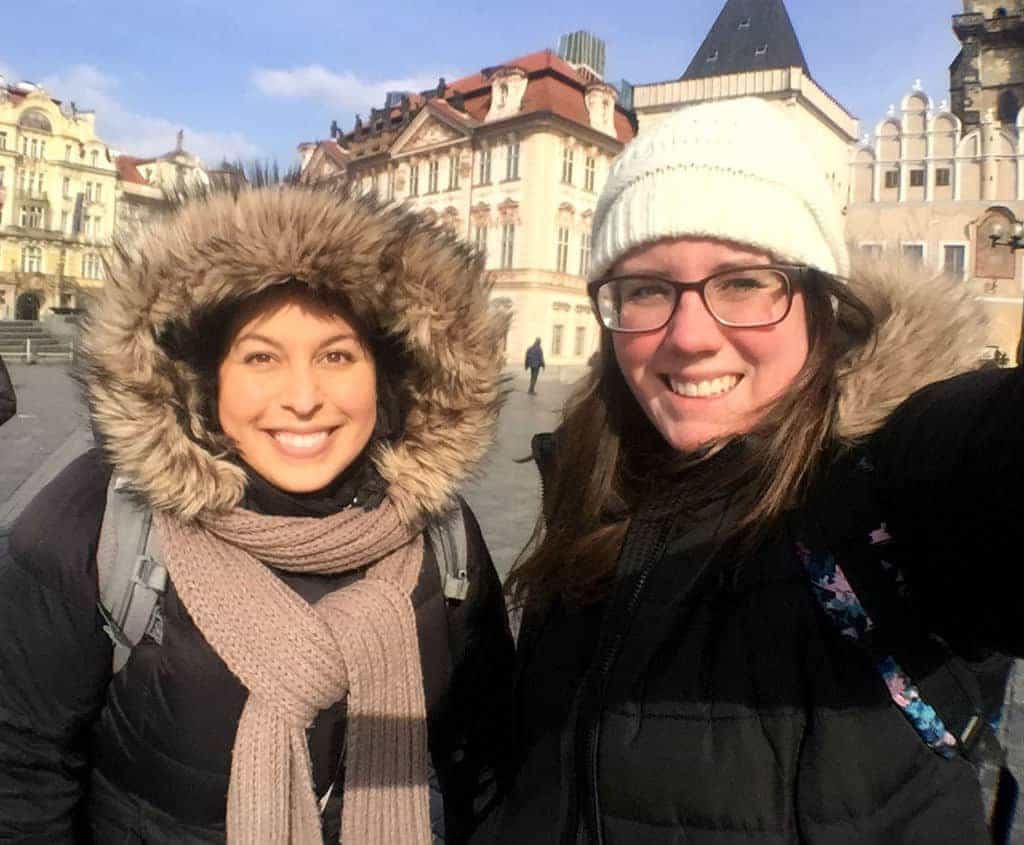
[337,48,635,148]
[316,140,349,167]
[115,155,152,185]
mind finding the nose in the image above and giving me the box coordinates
[660,290,725,356]
[280,363,324,418]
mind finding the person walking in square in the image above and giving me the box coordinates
[525,338,545,395]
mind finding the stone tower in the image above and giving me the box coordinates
[950,1,1024,130]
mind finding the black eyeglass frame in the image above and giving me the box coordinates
[587,264,810,334]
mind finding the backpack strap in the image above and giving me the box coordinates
[426,503,469,602]
[96,476,167,674]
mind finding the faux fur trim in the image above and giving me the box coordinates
[836,256,990,439]
[80,186,509,523]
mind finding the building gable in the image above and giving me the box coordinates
[390,107,472,158]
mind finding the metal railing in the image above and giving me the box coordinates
[0,337,75,363]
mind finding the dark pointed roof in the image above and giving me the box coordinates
[681,0,809,81]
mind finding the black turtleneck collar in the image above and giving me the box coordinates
[237,445,388,518]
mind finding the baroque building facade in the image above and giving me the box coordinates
[0,79,214,321]
[299,50,635,369]
[0,78,119,320]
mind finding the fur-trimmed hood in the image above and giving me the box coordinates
[80,186,508,523]
[835,258,989,440]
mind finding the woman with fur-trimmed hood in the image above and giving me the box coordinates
[489,98,1024,844]
[0,186,514,843]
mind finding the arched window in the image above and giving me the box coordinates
[17,109,52,134]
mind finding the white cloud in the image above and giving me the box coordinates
[252,65,457,114]
[36,64,261,165]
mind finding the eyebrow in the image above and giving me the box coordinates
[233,331,359,350]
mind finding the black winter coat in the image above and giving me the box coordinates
[488,366,1024,845]
[0,355,15,425]
[0,449,515,844]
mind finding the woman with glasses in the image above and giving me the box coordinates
[486,97,1024,844]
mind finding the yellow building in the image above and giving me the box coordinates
[299,50,635,370]
[0,78,119,319]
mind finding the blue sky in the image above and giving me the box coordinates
[3,0,962,166]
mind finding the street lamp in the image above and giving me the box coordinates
[988,219,1024,365]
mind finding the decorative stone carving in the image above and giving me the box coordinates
[498,198,520,224]
[584,82,618,137]
[485,66,528,122]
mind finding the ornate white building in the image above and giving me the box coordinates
[299,50,635,369]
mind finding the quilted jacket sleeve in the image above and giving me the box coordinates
[0,451,113,842]
[872,366,1024,655]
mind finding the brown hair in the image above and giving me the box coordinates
[505,271,876,609]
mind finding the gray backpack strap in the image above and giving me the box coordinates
[96,476,167,674]
[426,503,469,602]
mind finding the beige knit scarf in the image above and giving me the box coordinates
[153,499,431,845]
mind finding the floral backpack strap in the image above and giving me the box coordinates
[797,537,957,757]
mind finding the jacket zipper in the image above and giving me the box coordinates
[577,548,661,845]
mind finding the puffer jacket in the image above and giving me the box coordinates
[488,264,1024,844]
[0,187,515,844]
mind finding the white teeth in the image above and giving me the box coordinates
[668,374,740,398]
[273,430,330,449]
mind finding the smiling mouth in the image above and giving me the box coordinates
[663,374,742,398]
[265,427,339,457]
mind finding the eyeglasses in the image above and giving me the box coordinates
[588,265,804,333]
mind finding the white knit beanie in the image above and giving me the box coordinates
[589,97,850,282]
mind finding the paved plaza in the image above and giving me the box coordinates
[0,362,576,579]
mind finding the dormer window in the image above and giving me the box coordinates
[755,44,768,56]
[707,50,718,63]
[738,17,750,28]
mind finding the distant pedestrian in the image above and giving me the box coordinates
[0,356,15,426]
[525,337,545,394]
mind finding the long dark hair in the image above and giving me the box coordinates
[505,270,876,609]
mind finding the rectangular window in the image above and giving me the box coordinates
[39,141,46,160]
[474,225,488,258]
[20,205,43,228]
[556,227,570,273]
[61,210,69,232]
[584,156,596,192]
[579,232,591,276]
[506,141,520,181]
[936,167,951,187]
[909,169,925,187]
[427,160,439,193]
[85,182,93,201]
[448,154,460,190]
[30,139,37,159]
[901,243,924,264]
[574,326,587,357]
[408,164,419,197]
[0,167,4,188]
[65,144,71,161]
[561,146,574,185]
[551,324,564,356]
[63,176,71,197]
[386,171,395,201]
[95,183,101,202]
[21,246,41,273]
[943,244,966,281]
[884,170,899,189]
[859,243,882,259]
[0,132,7,150]
[500,223,515,269]
[91,150,98,167]
[477,148,492,185]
